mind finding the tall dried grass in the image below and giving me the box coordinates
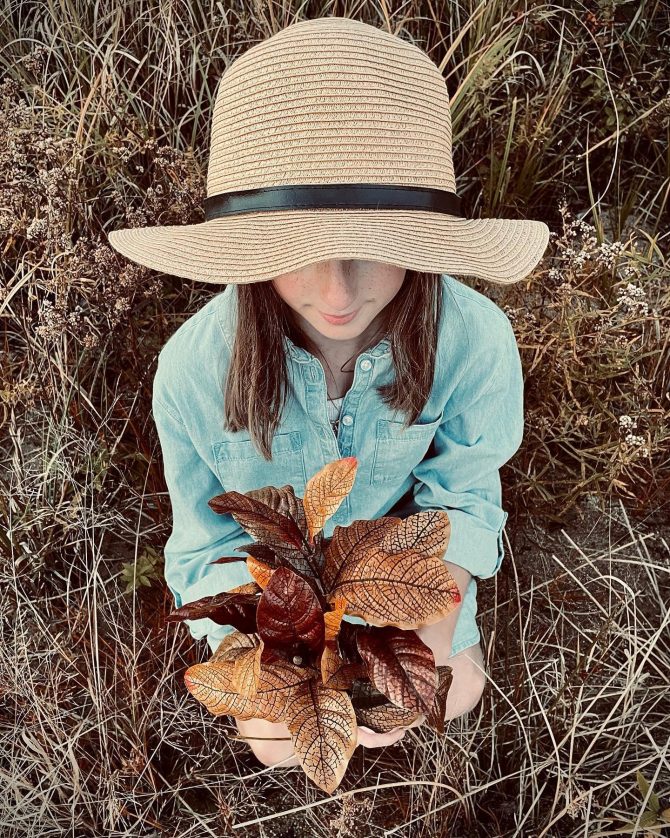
[1,2,668,836]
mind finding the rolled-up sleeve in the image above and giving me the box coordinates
[391,319,524,580]
[152,360,253,646]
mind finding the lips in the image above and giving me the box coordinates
[320,309,359,324]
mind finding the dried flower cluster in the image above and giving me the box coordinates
[486,199,667,516]
[617,415,650,458]
[0,74,207,361]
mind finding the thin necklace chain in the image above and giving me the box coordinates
[319,323,386,400]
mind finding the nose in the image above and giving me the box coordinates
[318,261,358,312]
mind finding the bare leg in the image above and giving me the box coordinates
[235,716,301,768]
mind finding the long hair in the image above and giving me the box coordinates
[223,269,443,460]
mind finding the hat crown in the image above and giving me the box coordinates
[206,17,456,198]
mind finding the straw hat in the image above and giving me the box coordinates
[107,16,550,285]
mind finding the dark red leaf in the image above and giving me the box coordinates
[337,622,365,664]
[356,626,437,715]
[257,566,325,658]
[350,678,393,711]
[425,665,454,733]
[207,554,249,566]
[208,490,305,550]
[232,543,279,562]
[164,590,259,635]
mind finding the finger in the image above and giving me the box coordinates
[357,727,406,748]
[358,722,412,743]
[387,714,426,735]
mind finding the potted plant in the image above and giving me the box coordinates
[166,457,460,793]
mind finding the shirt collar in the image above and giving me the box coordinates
[283,333,392,364]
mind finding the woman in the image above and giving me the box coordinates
[108,17,549,768]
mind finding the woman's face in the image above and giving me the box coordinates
[271,259,406,351]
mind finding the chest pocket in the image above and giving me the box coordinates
[371,417,442,487]
[212,431,307,498]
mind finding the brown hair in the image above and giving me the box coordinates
[223,269,443,460]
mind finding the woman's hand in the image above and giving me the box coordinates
[356,714,426,748]
[356,724,406,748]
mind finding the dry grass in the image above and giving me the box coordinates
[1,1,669,836]
[1,501,667,836]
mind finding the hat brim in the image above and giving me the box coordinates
[107,209,550,285]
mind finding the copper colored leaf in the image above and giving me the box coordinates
[351,678,423,732]
[357,626,438,715]
[320,642,341,686]
[303,457,358,542]
[184,658,314,722]
[257,566,325,657]
[226,581,262,595]
[326,519,461,629]
[209,630,257,664]
[330,543,461,629]
[320,642,365,690]
[322,517,404,592]
[184,659,263,720]
[254,662,321,722]
[208,490,305,550]
[231,638,265,700]
[323,511,460,628]
[357,702,423,732]
[425,665,454,734]
[164,590,259,635]
[379,509,452,560]
[284,676,358,794]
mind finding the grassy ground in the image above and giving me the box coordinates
[1,2,669,836]
[2,500,668,836]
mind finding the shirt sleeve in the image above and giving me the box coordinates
[388,318,524,580]
[152,361,254,647]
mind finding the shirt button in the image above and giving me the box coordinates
[360,359,372,371]
[342,414,353,426]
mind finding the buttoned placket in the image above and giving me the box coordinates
[283,334,391,524]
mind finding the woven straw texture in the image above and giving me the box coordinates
[108,16,550,285]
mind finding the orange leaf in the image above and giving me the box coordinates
[322,517,401,592]
[324,594,348,642]
[284,677,358,793]
[208,630,257,663]
[246,555,274,588]
[185,658,315,722]
[321,641,364,689]
[334,545,461,627]
[324,512,460,628]
[303,457,358,542]
[231,638,265,700]
[226,581,262,595]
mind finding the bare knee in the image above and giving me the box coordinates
[236,717,300,768]
[443,645,486,720]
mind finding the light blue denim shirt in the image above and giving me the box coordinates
[152,274,524,657]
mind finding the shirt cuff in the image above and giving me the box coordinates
[442,507,509,579]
